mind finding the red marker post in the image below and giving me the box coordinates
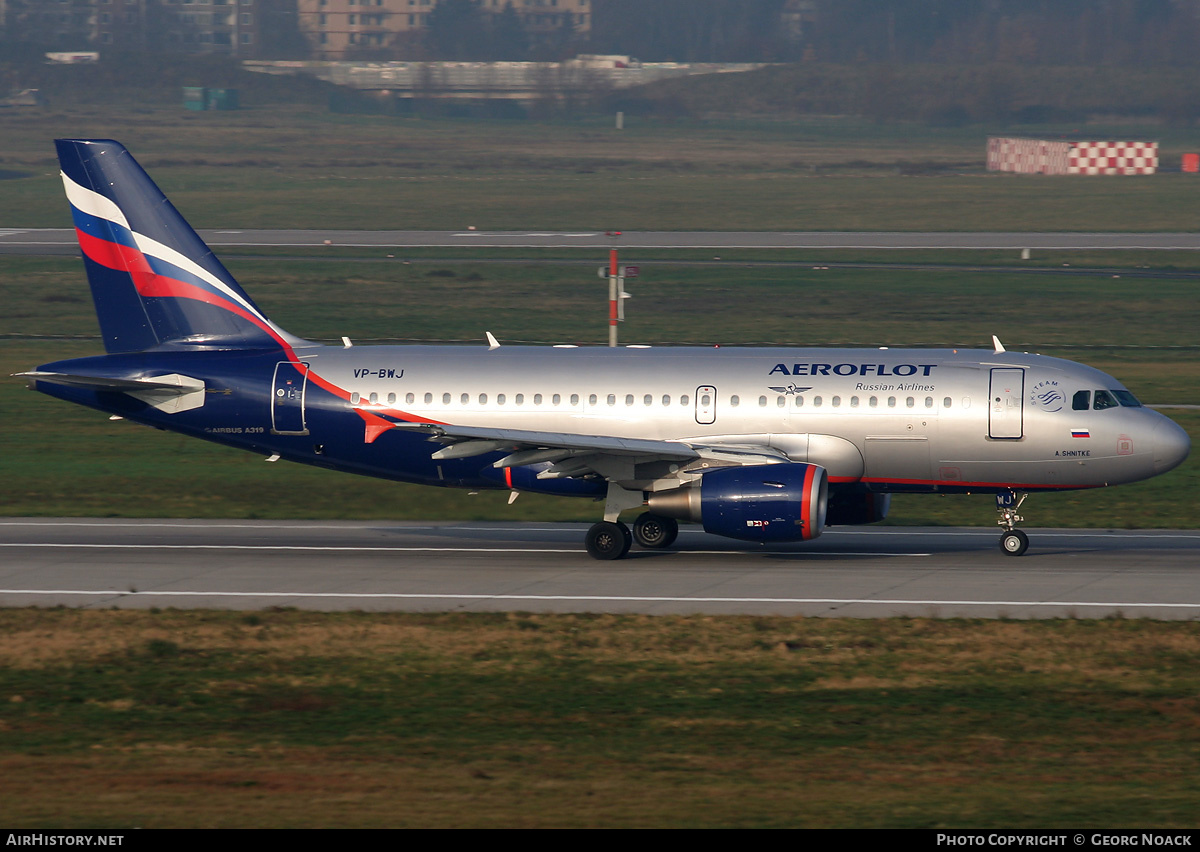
[604,232,622,347]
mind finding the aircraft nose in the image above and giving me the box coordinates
[1151,415,1190,475]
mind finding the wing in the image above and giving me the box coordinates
[389,421,790,491]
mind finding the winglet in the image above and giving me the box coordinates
[486,331,500,350]
[992,335,1006,354]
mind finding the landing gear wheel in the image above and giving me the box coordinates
[1000,529,1029,556]
[586,521,633,560]
[632,513,679,549]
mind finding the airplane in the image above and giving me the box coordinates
[17,139,1191,559]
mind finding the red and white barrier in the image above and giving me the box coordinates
[1067,141,1158,175]
[987,137,1157,175]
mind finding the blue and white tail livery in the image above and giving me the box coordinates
[21,139,1190,559]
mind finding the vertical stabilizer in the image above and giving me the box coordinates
[56,139,296,353]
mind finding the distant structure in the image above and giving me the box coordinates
[298,0,592,60]
[987,137,1159,176]
[245,55,768,103]
[3,0,265,55]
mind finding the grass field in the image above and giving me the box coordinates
[5,106,1200,231]
[2,610,1199,828]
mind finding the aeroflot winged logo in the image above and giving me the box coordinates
[769,362,938,377]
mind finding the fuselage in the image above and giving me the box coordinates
[33,343,1190,498]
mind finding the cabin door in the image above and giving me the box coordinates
[988,368,1024,439]
[271,361,310,435]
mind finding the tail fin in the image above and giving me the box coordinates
[56,139,299,353]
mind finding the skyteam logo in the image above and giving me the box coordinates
[1030,379,1064,412]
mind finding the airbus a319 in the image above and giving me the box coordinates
[19,139,1191,558]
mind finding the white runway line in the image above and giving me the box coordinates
[0,589,1196,609]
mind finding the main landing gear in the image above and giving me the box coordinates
[585,521,632,560]
[996,490,1030,556]
[585,512,680,560]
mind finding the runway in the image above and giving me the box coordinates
[5,229,1200,254]
[2,519,1198,619]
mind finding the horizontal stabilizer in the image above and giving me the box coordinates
[17,371,206,413]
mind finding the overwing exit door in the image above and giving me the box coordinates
[695,386,716,425]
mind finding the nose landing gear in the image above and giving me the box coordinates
[997,491,1029,556]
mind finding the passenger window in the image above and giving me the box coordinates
[607,394,615,406]
[442,393,451,405]
[589,394,597,406]
[570,394,579,405]
[534,394,542,405]
[387,393,396,404]
[730,395,740,407]
[943,397,951,409]
[644,394,652,406]
[662,395,670,406]
[406,392,414,404]
[831,396,841,407]
[1094,390,1119,410]
[461,393,469,405]
[625,394,634,406]
[813,396,823,407]
[1073,390,1090,411]
[350,392,360,404]
[680,395,689,405]
[795,396,804,407]
[515,394,524,405]
[758,396,767,407]
[368,392,377,405]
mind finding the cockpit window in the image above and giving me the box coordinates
[1072,390,1090,411]
[1093,390,1119,410]
[1112,389,1143,408]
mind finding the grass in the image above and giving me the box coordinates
[5,106,1200,231]
[1,610,1199,828]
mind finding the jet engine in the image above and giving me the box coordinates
[647,463,828,542]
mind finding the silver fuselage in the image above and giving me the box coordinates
[296,343,1188,493]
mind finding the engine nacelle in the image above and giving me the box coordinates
[647,463,828,543]
[825,486,891,526]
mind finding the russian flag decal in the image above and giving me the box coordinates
[1071,429,1090,439]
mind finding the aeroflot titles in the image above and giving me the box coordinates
[769,363,938,377]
